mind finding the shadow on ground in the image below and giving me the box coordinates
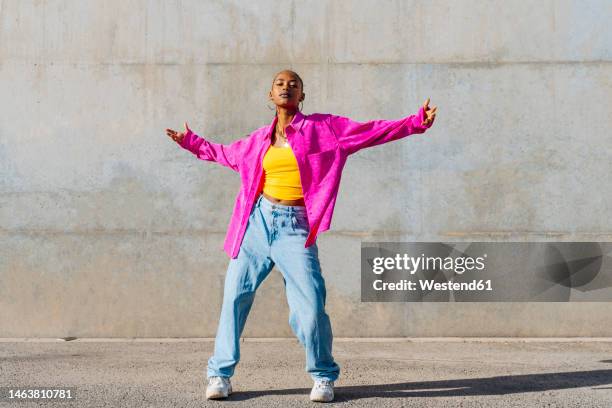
[229,369,612,402]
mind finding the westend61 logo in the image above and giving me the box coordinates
[361,242,612,302]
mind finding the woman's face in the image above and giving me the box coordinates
[269,71,304,111]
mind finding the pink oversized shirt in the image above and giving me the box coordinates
[179,106,434,258]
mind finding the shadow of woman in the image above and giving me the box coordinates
[228,368,612,402]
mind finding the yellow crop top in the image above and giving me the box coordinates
[262,145,304,200]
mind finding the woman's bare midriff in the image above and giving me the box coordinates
[262,191,305,207]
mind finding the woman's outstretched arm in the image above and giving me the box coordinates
[166,122,245,173]
[328,98,437,156]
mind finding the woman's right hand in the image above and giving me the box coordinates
[166,122,191,145]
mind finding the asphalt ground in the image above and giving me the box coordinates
[1,338,612,407]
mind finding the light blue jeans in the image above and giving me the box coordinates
[207,193,340,382]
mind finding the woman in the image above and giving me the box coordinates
[166,70,437,402]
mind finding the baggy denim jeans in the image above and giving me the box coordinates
[207,193,340,382]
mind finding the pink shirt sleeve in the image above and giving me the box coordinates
[178,129,246,173]
[328,106,434,155]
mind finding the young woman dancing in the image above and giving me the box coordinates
[166,69,437,402]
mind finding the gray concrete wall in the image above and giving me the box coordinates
[1,0,611,337]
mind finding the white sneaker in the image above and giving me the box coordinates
[310,379,334,402]
[206,376,232,399]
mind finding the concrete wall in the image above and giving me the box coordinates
[1,0,611,337]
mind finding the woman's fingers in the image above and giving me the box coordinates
[165,128,182,142]
[420,100,436,125]
[166,125,190,143]
[421,104,437,125]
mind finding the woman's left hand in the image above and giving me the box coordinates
[421,98,437,126]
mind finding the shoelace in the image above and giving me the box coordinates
[209,376,228,387]
[314,380,334,389]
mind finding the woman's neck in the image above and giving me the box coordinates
[276,107,298,130]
